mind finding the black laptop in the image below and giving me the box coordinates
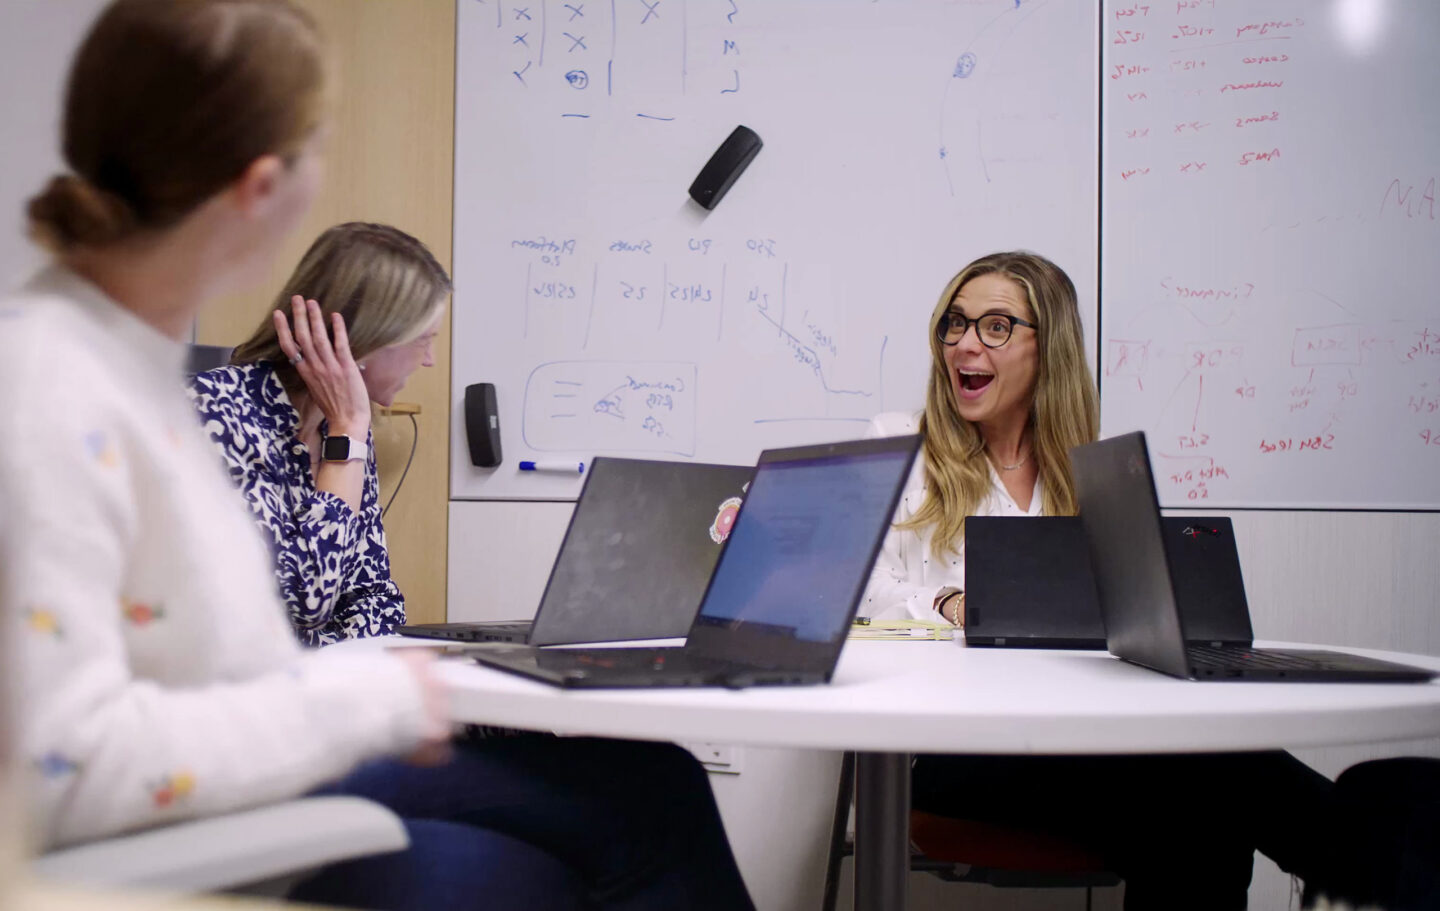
[963,514,1260,650]
[1070,431,1435,682]
[465,435,921,688]
[963,517,1105,648]
[399,457,751,645]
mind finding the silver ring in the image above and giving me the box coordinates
[289,353,304,366]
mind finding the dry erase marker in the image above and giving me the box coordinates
[519,460,585,474]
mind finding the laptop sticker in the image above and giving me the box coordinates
[709,482,747,543]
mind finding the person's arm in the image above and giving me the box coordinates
[937,589,966,627]
[280,296,370,514]
[328,449,406,640]
[274,468,370,637]
[276,296,407,640]
[858,526,963,623]
[312,447,366,513]
[1,380,433,849]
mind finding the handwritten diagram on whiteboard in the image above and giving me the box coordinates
[453,0,1098,499]
[1101,0,1439,508]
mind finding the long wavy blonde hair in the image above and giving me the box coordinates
[230,222,451,400]
[900,251,1099,556]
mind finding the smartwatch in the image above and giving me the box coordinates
[321,434,368,463]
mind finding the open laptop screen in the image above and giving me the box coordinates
[693,439,918,647]
[529,457,752,645]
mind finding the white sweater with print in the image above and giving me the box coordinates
[0,267,430,849]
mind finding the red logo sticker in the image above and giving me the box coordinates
[710,496,743,543]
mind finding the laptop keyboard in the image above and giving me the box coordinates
[400,622,531,642]
[535,647,723,673]
[1187,645,1330,671]
[460,623,530,638]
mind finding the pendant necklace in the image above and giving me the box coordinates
[992,448,1030,471]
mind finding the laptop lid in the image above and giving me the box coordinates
[529,457,753,646]
[1070,431,1194,677]
[963,514,1256,649]
[1162,515,1255,646]
[963,516,1106,648]
[683,435,921,678]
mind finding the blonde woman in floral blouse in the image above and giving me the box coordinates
[188,223,447,645]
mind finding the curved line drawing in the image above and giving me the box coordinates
[937,0,1052,193]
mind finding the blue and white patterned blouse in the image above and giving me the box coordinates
[187,362,405,646]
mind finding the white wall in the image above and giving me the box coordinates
[0,1,107,288]
[450,501,1440,910]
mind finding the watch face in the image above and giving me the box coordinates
[322,436,350,461]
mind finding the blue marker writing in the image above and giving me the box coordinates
[519,460,585,474]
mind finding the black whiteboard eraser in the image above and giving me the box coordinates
[464,382,502,467]
[688,125,762,210]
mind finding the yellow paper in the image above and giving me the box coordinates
[848,619,954,641]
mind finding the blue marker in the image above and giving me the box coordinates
[519,460,585,474]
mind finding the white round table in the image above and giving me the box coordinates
[433,638,1440,910]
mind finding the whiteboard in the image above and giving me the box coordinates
[452,0,1099,499]
[1101,0,1440,509]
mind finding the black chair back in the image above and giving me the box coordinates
[185,345,233,376]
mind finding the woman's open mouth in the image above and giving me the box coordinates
[957,369,994,396]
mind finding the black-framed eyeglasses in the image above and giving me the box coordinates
[935,311,1038,348]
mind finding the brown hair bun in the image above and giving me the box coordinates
[25,0,324,254]
[27,174,138,252]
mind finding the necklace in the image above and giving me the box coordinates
[989,447,1030,471]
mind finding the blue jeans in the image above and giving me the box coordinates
[290,736,754,911]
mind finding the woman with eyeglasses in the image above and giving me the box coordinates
[858,251,1333,910]
[861,250,1095,626]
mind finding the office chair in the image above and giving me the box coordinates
[821,752,1120,911]
[33,796,408,897]
[184,344,233,377]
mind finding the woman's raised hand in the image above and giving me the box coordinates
[273,295,371,436]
